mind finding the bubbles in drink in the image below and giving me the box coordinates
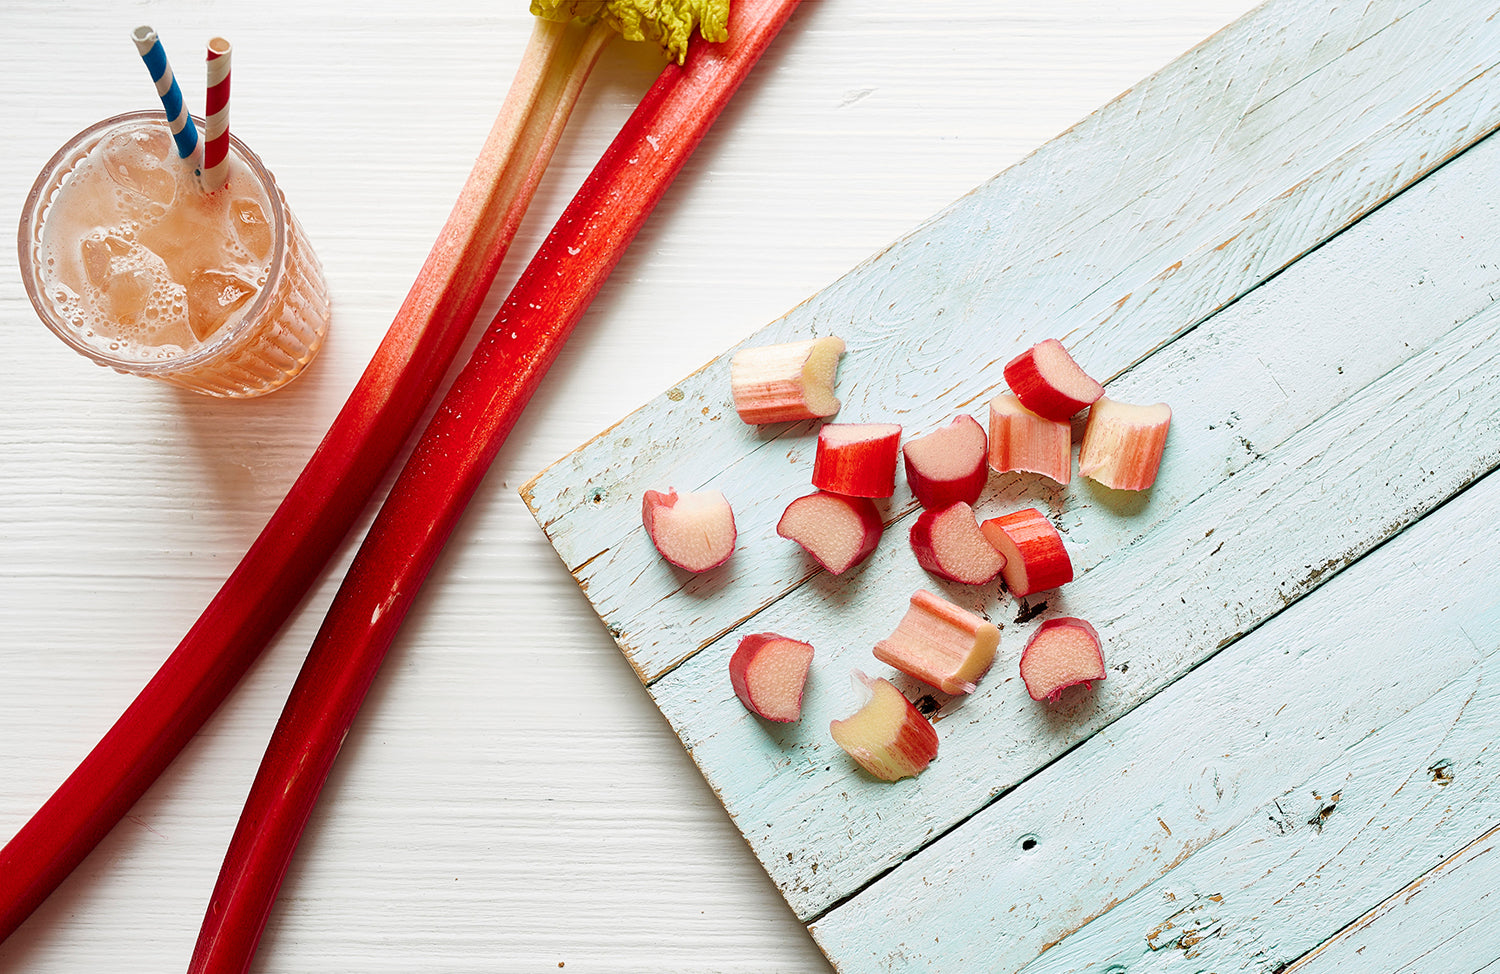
[100,127,176,207]
[231,199,272,261]
[186,267,259,341]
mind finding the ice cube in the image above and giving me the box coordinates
[81,238,112,287]
[100,129,176,206]
[186,268,258,341]
[106,267,153,323]
[230,199,273,260]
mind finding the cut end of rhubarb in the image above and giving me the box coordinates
[641,488,736,572]
[1019,617,1105,703]
[988,393,1073,485]
[730,336,845,424]
[812,423,902,498]
[909,502,1006,586]
[979,508,1074,598]
[873,589,999,695]
[903,414,990,510]
[829,670,939,781]
[1078,397,1172,491]
[729,633,814,722]
[1003,338,1105,421]
[776,490,883,575]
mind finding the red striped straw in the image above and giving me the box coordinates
[202,37,232,191]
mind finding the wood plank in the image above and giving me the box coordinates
[808,447,1500,971]
[649,127,1500,920]
[1284,825,1500,974]
[1002,650,1500,973]
[523,0,1500,683]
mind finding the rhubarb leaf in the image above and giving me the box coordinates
[531,0,729,63]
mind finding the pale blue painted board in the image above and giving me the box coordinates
[521,0,1500,967]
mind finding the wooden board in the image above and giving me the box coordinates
[523,0,1500,969]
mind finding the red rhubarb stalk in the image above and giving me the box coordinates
[189,3,801,971]
[0,15,615,944]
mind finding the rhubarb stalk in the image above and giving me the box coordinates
[0,15,613,944]
[189,3,800,971]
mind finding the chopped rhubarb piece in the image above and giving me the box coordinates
[1019,617,1106,703]
[812,423,902,498]
[829,670,939,781]
[1077,397,1172,490]
[729,633,814,723]
[873,589,999,695]
[902,414,989,510]
[909,502,1006,586]
[988,393,1072,485]
[776,490,882,575]
[641,488,736,572]
[979,508,1074,598]
[730,335,845,424]
[1003,338,1105,421]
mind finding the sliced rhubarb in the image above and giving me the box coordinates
[776,490,882,575]
[1077,396,1172,491]
[988,392,1072,485]
[1019,617,1106,703]
[729,633,814,723]
[811,422,902,498]
[873,589,999,695]
[979,508,1073,598]
[730,335,845,424]
[902,413,989,510]
[1003,338,1105,421]
[909,501,1005,586]
[829,670,939,781]
[642,488,736,572]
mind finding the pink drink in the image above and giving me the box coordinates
[18,111,329,397]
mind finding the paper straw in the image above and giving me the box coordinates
[203,37,232,191]
[131,26,198,160]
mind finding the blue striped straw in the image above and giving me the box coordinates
[131,26,198,159]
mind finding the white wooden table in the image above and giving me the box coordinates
[4,1,1497,972]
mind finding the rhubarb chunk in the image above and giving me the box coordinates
[873,589,999,695]
[1003,338,1105,421]
[1019,618,1105,703]
[729,633,814,723]
[909,502,1006,586]
[903,413,989,510]
[730,335,845,424]
[776,490,883,575]
[641,488,736,572]
[988,393,1072,485]
[979,508,1073,598]
[1077,397,1171,490]
[812,423,902,498]
[829,670,939,781]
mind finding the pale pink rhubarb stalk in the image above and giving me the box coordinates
[829,671,940,781]
[188,4,802,972]
[0,15,612,944]
[1078,396,1172,490]
[730,335,845,423]
[1019,617,1106,702]
[873,589,1000,695]
[989,391,1072,484]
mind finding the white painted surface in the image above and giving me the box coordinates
[5,2,1493,974]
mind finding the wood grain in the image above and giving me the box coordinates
[519,0,1500,970]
